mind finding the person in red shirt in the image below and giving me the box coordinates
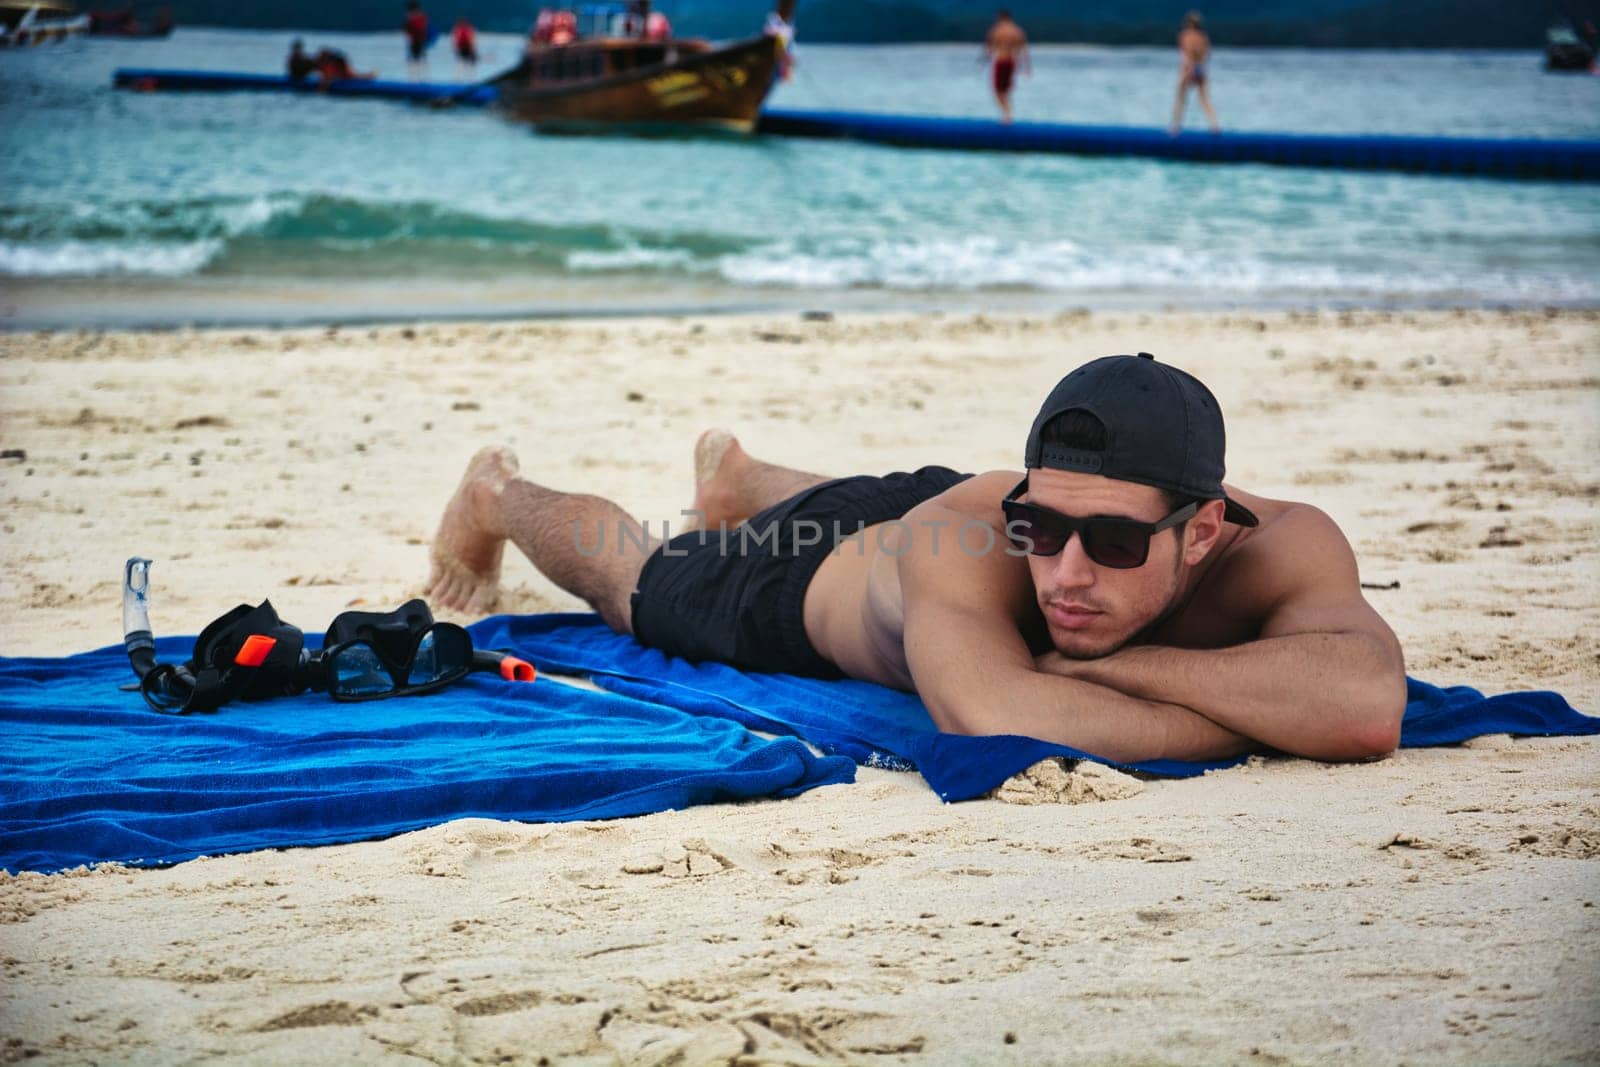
[548,9,576,46]
[452,17,478,77]
[402,1,430,80]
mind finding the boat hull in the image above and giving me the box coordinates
[1545,44,1595,72]
[491,34,782,132]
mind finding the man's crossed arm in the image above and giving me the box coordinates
[1042,507,1406,761]
[902,504,1406,764]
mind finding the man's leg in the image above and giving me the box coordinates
[426,446,658,633]
[1170,82,1187,133]
[688,428,831,530]
[1197,82,1220,132]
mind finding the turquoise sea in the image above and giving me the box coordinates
[2,29,1599,327]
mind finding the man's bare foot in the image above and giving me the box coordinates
[426,446,518,614]
[687,428,749,531]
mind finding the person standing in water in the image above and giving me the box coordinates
[402,1,431,80]
[1171,10,1220,133]
[984,9,1030,123]
[765,6,797,81]
[452,16,478,78]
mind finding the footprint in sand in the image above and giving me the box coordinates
[1081,837,1192,863]
[622,838,738,879]
[453,989,545,1017]
[1508,824,1600,859]
[256,1000,378,1031]
[404,823,541,878]
[1378,832,1488,867]
[622,837,892,886]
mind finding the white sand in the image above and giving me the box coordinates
[1,309,1596,1063]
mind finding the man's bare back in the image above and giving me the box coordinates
[986,16,1026,59]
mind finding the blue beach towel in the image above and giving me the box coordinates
[0,633,854,873]
[481,613,1600,802]
[3,614,1595,873]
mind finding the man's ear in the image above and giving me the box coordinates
[1182,499,1227,564]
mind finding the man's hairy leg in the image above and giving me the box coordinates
[426,446,656,632]
[687,428,830,530]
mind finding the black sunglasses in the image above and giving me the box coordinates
[1001,478,1198,568]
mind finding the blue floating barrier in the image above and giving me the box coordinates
[757,108,1600,182]
[109,68,1600,182]
[113,67,499,106]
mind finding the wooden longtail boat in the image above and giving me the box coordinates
[489,1,795,132]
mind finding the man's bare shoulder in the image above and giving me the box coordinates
[1209,488,1363,601]
[1224,488,1354,558]
[1152,488,1362,647]
[894,470,1036,616]
[913,469,1017,522]
[989,23,1025,46]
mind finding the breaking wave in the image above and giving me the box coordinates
[3,192,1596,305]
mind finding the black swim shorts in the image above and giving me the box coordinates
[630,466,971,678]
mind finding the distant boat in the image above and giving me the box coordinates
[488,0,795,132]
[88,5,173,38]
[0,0,89,46]
[1544,23,1596,73]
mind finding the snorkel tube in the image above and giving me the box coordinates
[123,558,313,713]
[473,649,537,682]
[123,556,197,707]
[122,556,155,671]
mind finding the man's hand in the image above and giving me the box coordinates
[1034,650,1090,678]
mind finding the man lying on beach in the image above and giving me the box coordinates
[426,352,1406,765]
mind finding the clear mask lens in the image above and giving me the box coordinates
[409,631,444,684]
[331,643,394,697]
[408,626,470,685]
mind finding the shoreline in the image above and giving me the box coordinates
[1,307,1596,1062]
[6,280,1598,332]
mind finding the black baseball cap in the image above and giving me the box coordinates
[1023,352,1258,527]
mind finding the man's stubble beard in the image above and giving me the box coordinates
[1052,547,1188,661]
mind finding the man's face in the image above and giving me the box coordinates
[1019,468,1191,659]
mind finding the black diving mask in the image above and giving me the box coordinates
[318,600,473,701]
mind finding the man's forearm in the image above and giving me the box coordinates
[1043,633,1405,761]
[941,669,1256,764]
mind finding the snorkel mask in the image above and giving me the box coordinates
[317,600,478,701]
[122,558,533,714]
